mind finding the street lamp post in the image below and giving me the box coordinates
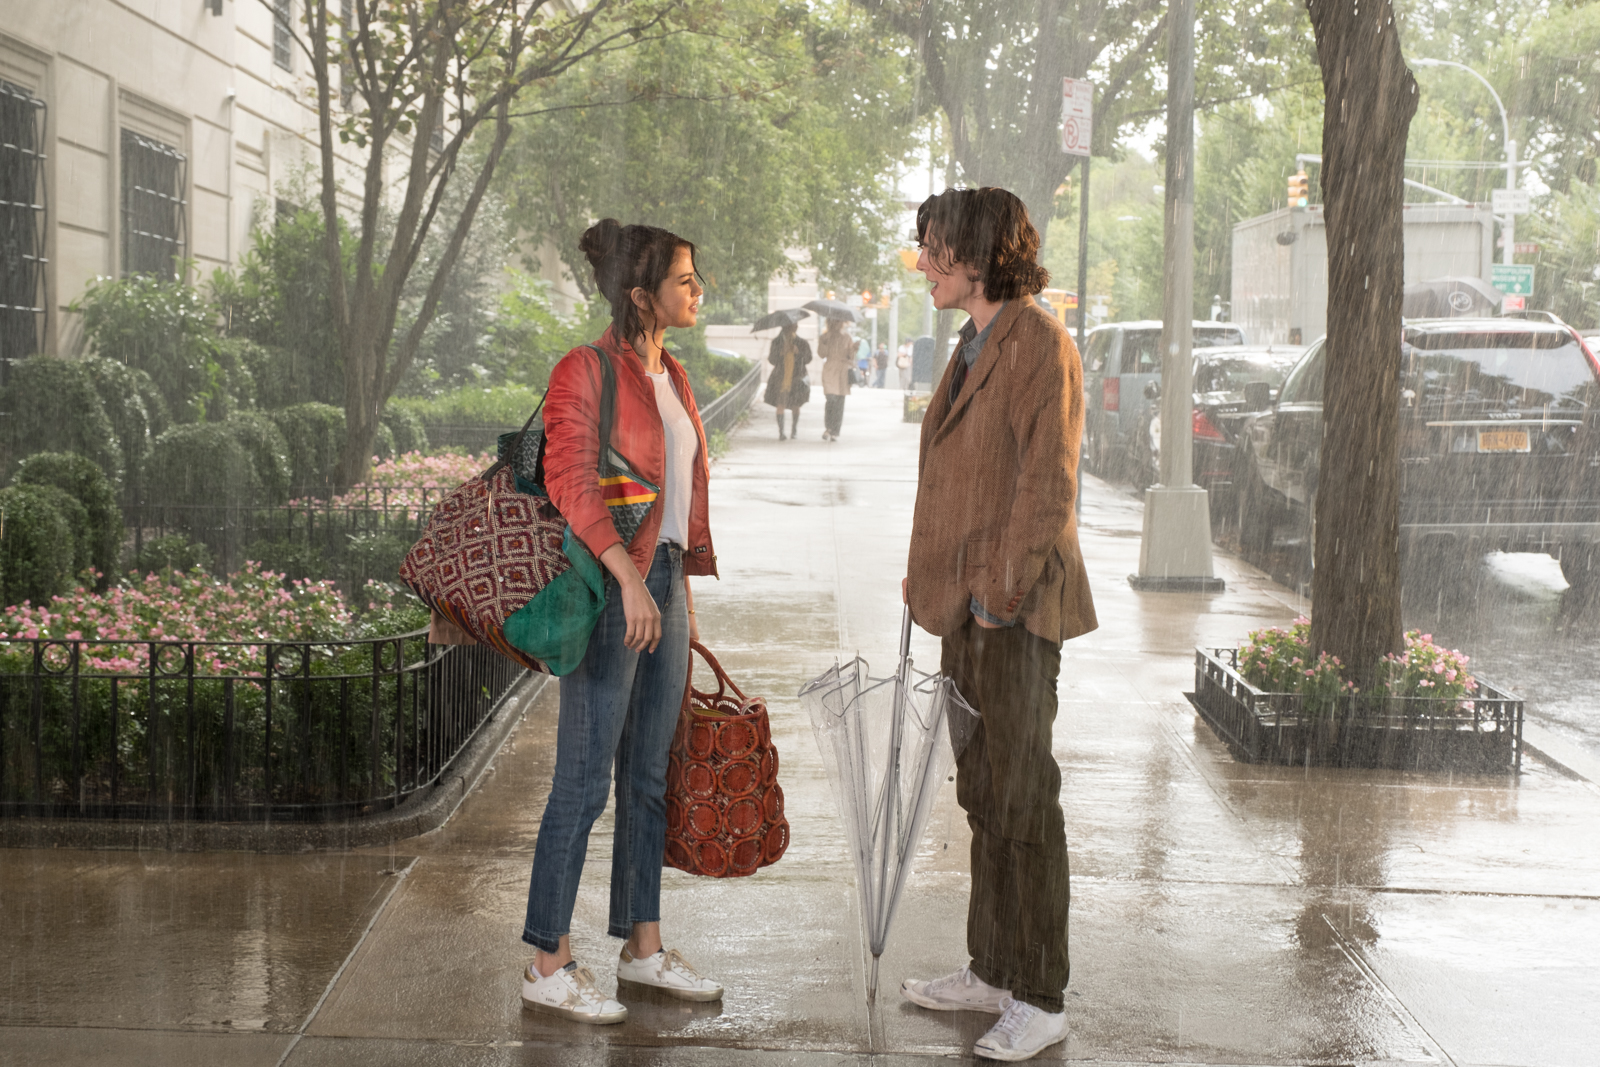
[1412,58,1516,265]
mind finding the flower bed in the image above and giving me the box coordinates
[287,451,495,519]
[1186,621,1522,772]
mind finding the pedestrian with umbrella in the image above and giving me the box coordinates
[899,187,1097,1061]
[758,311,812,440]
[817,316,855,441]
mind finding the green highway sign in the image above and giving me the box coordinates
[1490,263,1534,296]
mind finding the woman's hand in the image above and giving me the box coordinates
[600,544,661,653]
[619,575,663,653]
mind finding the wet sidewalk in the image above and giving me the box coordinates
[4,388,1598,1067]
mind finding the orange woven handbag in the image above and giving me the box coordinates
[664,642,790,878]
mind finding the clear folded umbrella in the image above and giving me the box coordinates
[799,607,977,1000]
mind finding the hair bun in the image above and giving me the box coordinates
[579,218,623,271]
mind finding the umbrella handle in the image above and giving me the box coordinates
[899,604,913,674]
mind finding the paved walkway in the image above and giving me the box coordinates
[3,387,1598,1066]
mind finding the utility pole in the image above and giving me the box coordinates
[1130,0,1223,592]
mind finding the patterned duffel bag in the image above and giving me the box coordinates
[664,642,790,878]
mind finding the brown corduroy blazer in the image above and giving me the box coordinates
[906,299,1098,644]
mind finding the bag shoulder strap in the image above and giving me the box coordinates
[590,343,619,461]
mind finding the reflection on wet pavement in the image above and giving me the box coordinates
[3,390,1597,1066]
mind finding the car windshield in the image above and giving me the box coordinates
[1194,357,1294,393]
[1195,328,1245,347]
[1401,330,1597,412]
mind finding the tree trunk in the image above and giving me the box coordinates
[1305,0,1418,682]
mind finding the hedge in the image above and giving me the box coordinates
[82,357,168,493]
[380,405,429,456]
[0,357,122,487]
[12,452,123,588]
[0,483,77,607]
[223,412,293,505]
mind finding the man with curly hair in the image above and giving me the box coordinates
[900,187,1098,1062]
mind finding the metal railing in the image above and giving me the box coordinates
[0,631,526,821]
[698,361,761,435]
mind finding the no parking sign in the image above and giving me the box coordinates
[1061,78,1093,157]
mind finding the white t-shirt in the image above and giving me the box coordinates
[646,370,699,548]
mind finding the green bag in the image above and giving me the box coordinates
[501,528,607,676]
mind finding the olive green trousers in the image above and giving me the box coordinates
[941,616,1070,1013]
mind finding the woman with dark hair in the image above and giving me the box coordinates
[762,320,812,439]
[519,218,723,1024]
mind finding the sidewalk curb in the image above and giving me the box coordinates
[0,672,551,854]
[1520,721,1600,785]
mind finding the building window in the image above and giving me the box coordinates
[274,0,294,71]
[0,79,47,382]
[121,130,187,278]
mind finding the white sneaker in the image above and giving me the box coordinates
[974,995,1068,1061]
[520,961,628,1024]
[901,964,1010,1013]
[616,946,724,1002]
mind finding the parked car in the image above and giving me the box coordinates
[1235,318,1600,591]
[1081,320,1247,478]
[1136,345,1304,495]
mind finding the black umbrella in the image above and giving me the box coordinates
[802,298,864,324]
[750,307,810,332]
[1402,276,1504,319]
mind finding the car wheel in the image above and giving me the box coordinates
[1237,460,1276,564]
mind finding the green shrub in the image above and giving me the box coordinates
[81,357,168,494]
[243,538,327,582]
[380,405,429,456]
[74,272,235,422]
[391,384,546,433]
[12,452,123,588]
[0,357,123,487]
[212,205,350,409]
[146,423,261,510]
[268,403,346,493]
[223,412,292,505]
[666,324,751,404]
[0,484,77,607]
[127,533,212,577]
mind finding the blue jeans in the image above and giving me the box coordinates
[522,542,689,952]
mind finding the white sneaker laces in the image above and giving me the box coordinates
[989,996,1040,1045]
[660,947,702,982]
[567,965,606,1002]
[927,964,975,996]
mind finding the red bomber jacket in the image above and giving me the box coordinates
[541,327,718,580]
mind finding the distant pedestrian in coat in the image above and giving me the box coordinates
[896,341,912,389]
[817,318,854,441]
[873,342,890,388]
[899,187,1097,1062]
[762,322,811,440]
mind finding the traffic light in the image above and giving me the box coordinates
[1287,171,1309,208]
[861,290,872,306]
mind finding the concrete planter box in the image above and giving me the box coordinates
[1185,648,1524,773]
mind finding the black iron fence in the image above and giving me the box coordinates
[0,631,526,821]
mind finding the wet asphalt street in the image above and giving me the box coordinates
[2,387,1597,1066]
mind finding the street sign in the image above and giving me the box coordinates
[1503,295,1526,311]
[1490,263,1535,296]
[1491,188,1531,215]
[1061,78,1092,157]
[1514,242,1541,255]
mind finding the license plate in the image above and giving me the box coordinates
[1477,429,1530,453]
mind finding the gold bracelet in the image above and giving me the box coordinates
[687,608,696,614]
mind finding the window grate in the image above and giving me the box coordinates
[0,79,47,388]
[274,0,294,71]
[121,129,186,278]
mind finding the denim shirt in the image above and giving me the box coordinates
[949,304,1017,628]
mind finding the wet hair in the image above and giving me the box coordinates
[915,187,1049,302]
[578,218,700,344]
